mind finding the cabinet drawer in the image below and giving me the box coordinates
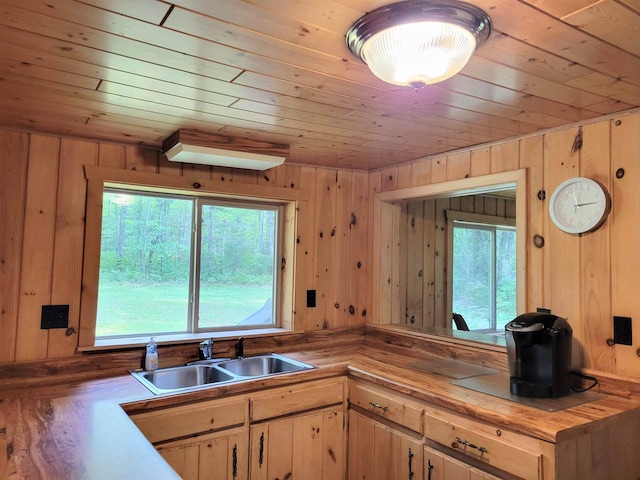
[349,382,423,434]
[130,397,246,444]
[250,378,345,422]
[424,408,545,480]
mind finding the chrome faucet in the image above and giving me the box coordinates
[236,337,244,359]
[199,338,214,360]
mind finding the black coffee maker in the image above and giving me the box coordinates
[505,313,572,398]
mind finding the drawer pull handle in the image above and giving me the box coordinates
[259,432,265,466]
[232,444,238,478]
[408,447,415,479]
[455,437,488,454]
[368,401,389,412]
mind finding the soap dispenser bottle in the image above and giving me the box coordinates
[145,337,159,371]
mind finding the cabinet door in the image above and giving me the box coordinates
[470,468,502,480]
[349,410,423,480]
[424,446,500,480]
[158,428,248,480]
[250,407,344,480]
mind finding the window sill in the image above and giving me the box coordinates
[77,328,300,352]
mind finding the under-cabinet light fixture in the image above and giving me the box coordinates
[162,130,288,171]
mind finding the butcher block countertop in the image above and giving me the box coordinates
[2,345,639,479]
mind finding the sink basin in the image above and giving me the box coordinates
[132,364,235,394]
[217,353,314,377]
[132,353,314,395]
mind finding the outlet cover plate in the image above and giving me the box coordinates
[41,305,69,329]
[613,316,632,346]
[306,290,316,308]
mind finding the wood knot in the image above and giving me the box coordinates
[328,448,337,462]
[533,234,545,249]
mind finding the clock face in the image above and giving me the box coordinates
[549,177,611,234]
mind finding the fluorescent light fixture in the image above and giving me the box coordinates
[162,130,288,171]
[164,143,285,170]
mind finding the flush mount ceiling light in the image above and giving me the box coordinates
[346,0,492,90]
[163,130,288,171]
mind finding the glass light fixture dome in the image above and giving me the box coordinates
[347,0,492,89]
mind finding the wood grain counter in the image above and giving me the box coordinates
[2,346,639,479]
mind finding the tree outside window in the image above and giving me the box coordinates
[451,221,516,331]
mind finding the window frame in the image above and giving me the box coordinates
[79,166,307,349]
[447,214,517,332]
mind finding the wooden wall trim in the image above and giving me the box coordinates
[372,170,527,327]
[78,168,302,348]
[375,170,525,203]
[84,165,310,201]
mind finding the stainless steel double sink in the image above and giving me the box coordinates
[131,353,314,395]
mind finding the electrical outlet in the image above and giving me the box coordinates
[41,305,69,329]
[306,290,316,308]
[613,316,632,345]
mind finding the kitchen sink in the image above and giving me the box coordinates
[131,353,314,395]
[216,354,314,377]
[132,364,235,395]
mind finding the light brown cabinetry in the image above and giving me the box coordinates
[349,410,423,480]
[425,445,500,480]
[348,379,550,480]
[423,407,549,480]
[157,428,247,480]
[249,378,346,480]
[130,396,247,480]
[348,381,425,480]
[129,377,346,480]
[250,407,344,479]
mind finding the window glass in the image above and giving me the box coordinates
[197,203,276,329]
[452,222,516,331]
[452,225,492,330]
[96,190,278,339]
[496,229,517,327]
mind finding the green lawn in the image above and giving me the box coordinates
[96,284,272,337]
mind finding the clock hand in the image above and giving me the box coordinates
[575,201,599,207]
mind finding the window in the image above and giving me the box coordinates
[451,220,516,331]
[96,189,280,339]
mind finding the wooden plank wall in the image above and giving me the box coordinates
[368,111,640,377]
[0,128,369,363]
[2,110,639,378]
[398,194,516,330]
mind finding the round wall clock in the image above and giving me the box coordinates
[549,177,611,234]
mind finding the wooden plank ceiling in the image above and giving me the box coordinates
[0,0,639,170]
